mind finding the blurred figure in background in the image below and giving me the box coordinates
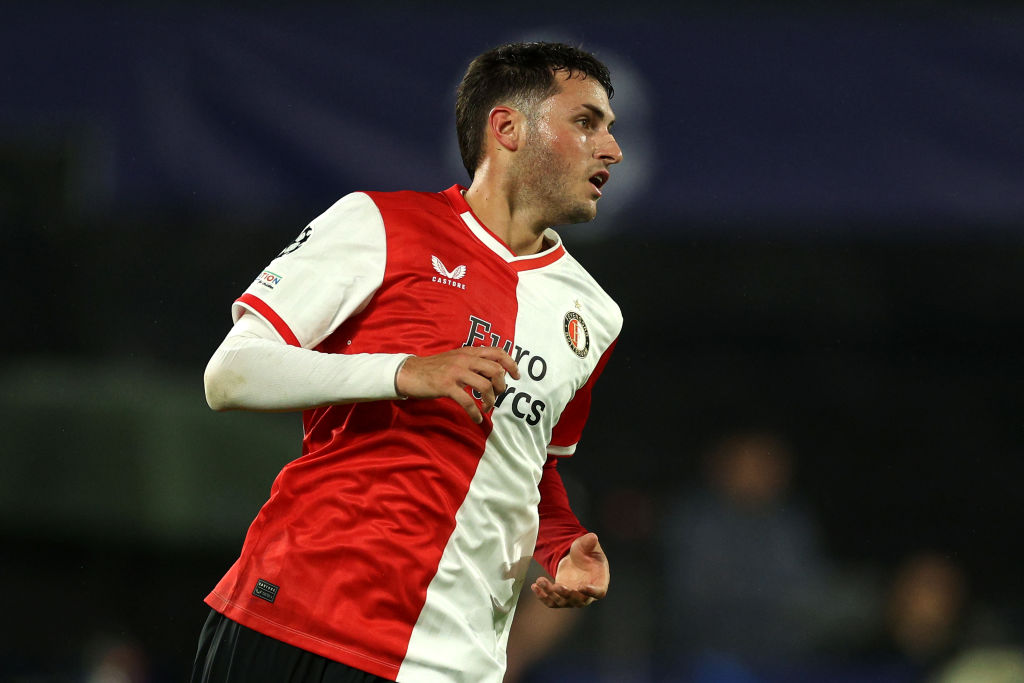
[660,431,829,676]
[83,634,150,683]
[856,551,972,681]
[882,553,967,672]
[850,548,1024,682]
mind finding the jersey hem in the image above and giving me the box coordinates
[204,593,402,680]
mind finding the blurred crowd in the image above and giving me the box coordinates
[505,431,1024,683]
[7,430,1023,683]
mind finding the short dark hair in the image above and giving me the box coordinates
[455,42,614,179]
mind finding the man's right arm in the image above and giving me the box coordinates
[204,312,409,412]
[205,312,519,421]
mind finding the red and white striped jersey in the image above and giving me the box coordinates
[206,185,621,682]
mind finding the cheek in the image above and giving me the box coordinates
[549,134,587,159]
[557,129,587,148]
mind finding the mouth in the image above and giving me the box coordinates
[588,171,610,197]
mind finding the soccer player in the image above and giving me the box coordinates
[191,41,624,683]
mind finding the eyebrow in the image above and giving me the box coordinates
[580,103,616,129]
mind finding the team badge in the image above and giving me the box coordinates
[563,311,590,358]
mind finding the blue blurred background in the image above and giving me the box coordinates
[3,2,1023,681]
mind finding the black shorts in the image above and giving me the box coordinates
[190,609,394,683]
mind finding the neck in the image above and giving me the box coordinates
[463,168,549,256]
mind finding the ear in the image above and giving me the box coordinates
[487,106,521,153]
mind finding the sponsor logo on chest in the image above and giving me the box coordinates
[463,315,548,426]
[463,308,593,428]
[431,255,467,290]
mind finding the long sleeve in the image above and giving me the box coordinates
[204,312,409,411]
[534,455,588,578]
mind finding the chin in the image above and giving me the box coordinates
[562,200,598,225]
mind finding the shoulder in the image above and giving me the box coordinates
[310,188,457,239]
[317,189,451,219]
[313,191,381,228]
[360,188,452,216]
[557,249,623,335]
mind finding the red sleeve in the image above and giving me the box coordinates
[534,456,588,578]
[548,338,617,455]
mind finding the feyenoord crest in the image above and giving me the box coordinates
[563,311,590,358]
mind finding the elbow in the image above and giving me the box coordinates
[204,356,243,411]
[205,387,232,412]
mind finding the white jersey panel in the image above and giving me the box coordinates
[232,192,387,349]
[522,251,623,454]
[398,247,621,682]
[394,428,539,682]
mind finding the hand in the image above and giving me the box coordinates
[396,347,520,423]
[531,533,609,608]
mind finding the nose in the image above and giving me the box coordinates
[597,133,623,165]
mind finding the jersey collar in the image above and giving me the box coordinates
[442,185,567,272]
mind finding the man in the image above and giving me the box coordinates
[192,41,623,683]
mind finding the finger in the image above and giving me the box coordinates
[460,373,497,414]
[539,582,572,602]
[466,359,507,403]
[531,579,557,599]
[448,386,483,424]
[555,590,592,608]
[472,347,520,380]
[470,358,507,395]
[532,582,566,608]
[550,584,575,601]
[572,532,600,556]
[531,582,553,604]
[541,581,600,608]
[561,589,593,607]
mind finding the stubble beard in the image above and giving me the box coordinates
[511,137,597,227]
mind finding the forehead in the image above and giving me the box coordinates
[543,73,614,118]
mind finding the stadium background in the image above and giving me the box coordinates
[3,2,1023,681]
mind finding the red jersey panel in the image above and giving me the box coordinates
[207,186,621,682]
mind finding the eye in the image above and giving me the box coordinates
[576,116,591,128]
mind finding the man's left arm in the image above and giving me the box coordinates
[531,456,609,608]
[532,333,618,608]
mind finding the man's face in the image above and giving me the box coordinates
[511,74,622,226]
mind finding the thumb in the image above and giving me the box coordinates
[573,532,600,556]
